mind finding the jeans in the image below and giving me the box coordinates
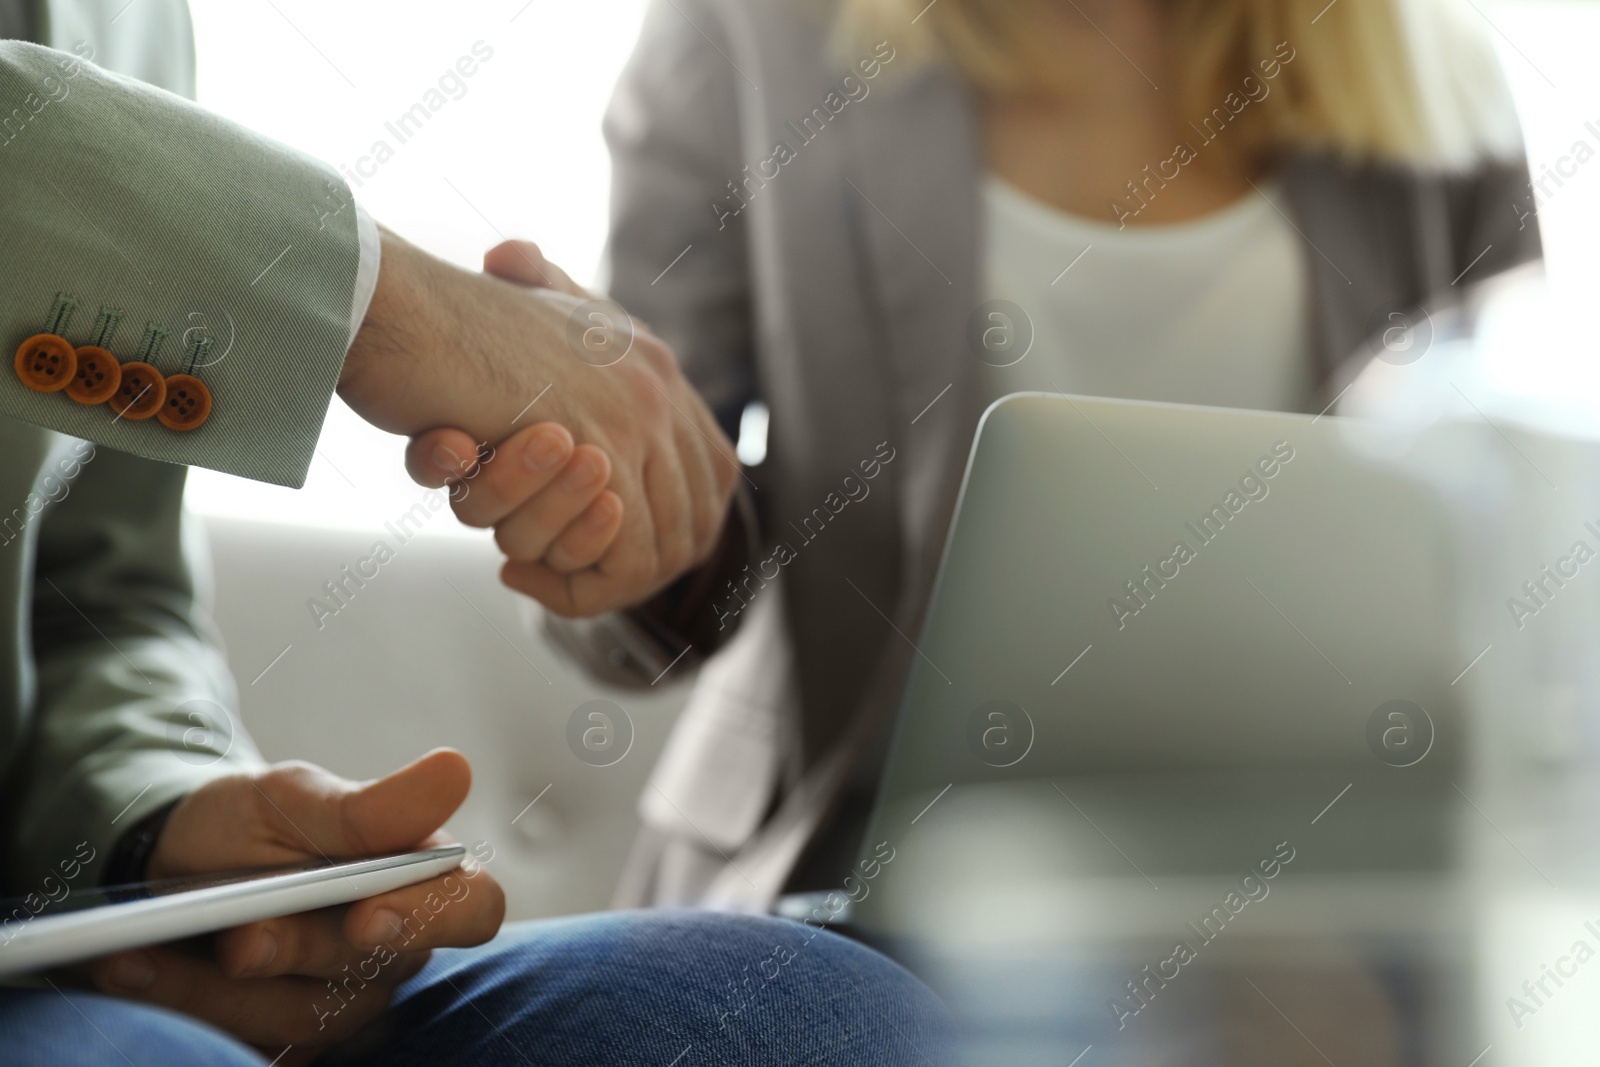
[0,910,953,1066]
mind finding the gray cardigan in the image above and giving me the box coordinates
[550,0,1542,906]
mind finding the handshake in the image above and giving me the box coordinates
[339,228,740,616]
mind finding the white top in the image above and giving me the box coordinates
[977,176,1311,414]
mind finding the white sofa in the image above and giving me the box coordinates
[202,516,687,921]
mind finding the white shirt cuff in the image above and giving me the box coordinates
[347,202,381,348]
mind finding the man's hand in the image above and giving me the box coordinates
[419,419,627,577]
[91,749,504,1062]
[406,240,714,608]
[340,229,740,616]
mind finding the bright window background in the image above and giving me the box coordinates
[182,0,1600,530]
[184,0,648,534]
[1489,0,1600,301]
[1470,1,1600,429]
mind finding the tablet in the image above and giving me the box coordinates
[0,844,466,979]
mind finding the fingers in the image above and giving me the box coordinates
[407,423,577,520]
[151,752,472,883]
[628,346,737,569]
[217,907,365,981]
[344,866,505,954]
[483,240,590,299]
[701,404,744,510]
[498,559,576,615]
[500,475,659,617]
[250,749,470,859]
[408,424,622,571]
[495,395,735,616]
[334,750,471,856]
[404,427,487,489]
[642,449,695,578]
[544,490,624,572]
[490,446,612,562]
[448,423,577,528]
[571,456,662,613]
[499,560,655,618]
[501,513,662,618]
[677,382,741,555]
[674,412,729,564]
[215,865,503,981]
[92,944,411,1048]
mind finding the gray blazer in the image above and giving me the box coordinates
[0,1,361,895]
[552,0,1542,906]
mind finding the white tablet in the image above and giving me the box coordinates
[0,844,467,979]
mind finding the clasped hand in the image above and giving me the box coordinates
[339,232,738,617]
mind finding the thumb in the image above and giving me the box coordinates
[405,427,485,488]
[484,239,589,299]
[337,748,473,856]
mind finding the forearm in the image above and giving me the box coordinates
[340,227,573,442]
[339,227,449,431]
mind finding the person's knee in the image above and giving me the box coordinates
[0,988,264,1067]
[687,911,952,1058]
[522,910,955,1064]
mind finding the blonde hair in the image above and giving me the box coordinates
[834,0,1521,168]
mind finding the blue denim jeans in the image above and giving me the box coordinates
[0,910,953,1066]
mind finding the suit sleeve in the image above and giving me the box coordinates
[0,40,363,488]
[5,442,262,891]
[542,0,761,686]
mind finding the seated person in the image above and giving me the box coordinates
[0,6,950,1064]
[426,0,1541,908]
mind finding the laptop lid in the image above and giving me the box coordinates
[850,392,1600,1064]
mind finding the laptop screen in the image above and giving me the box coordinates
[853,392,1600,1065]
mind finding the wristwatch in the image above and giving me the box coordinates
[103,798,181,886]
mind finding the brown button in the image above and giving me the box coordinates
[66,345,123,405]
[109,362,166,420]
[14,334,77,393]
[157,374,212,432]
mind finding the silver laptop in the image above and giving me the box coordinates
[853,392,1600,1067]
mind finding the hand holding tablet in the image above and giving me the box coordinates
[0,845,470,980]
[55,749,504,1060]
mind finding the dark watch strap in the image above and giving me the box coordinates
[103,798,181,886]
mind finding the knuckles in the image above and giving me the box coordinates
[634,331,680,379]
[256,760,333,799]
[606,552,661,603]
[492,523,543,563]
[614,361,673,431]
[453,498,496,530]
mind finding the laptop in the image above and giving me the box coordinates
[851,392,1600,1066]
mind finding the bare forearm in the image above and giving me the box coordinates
[340,227,552,440]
